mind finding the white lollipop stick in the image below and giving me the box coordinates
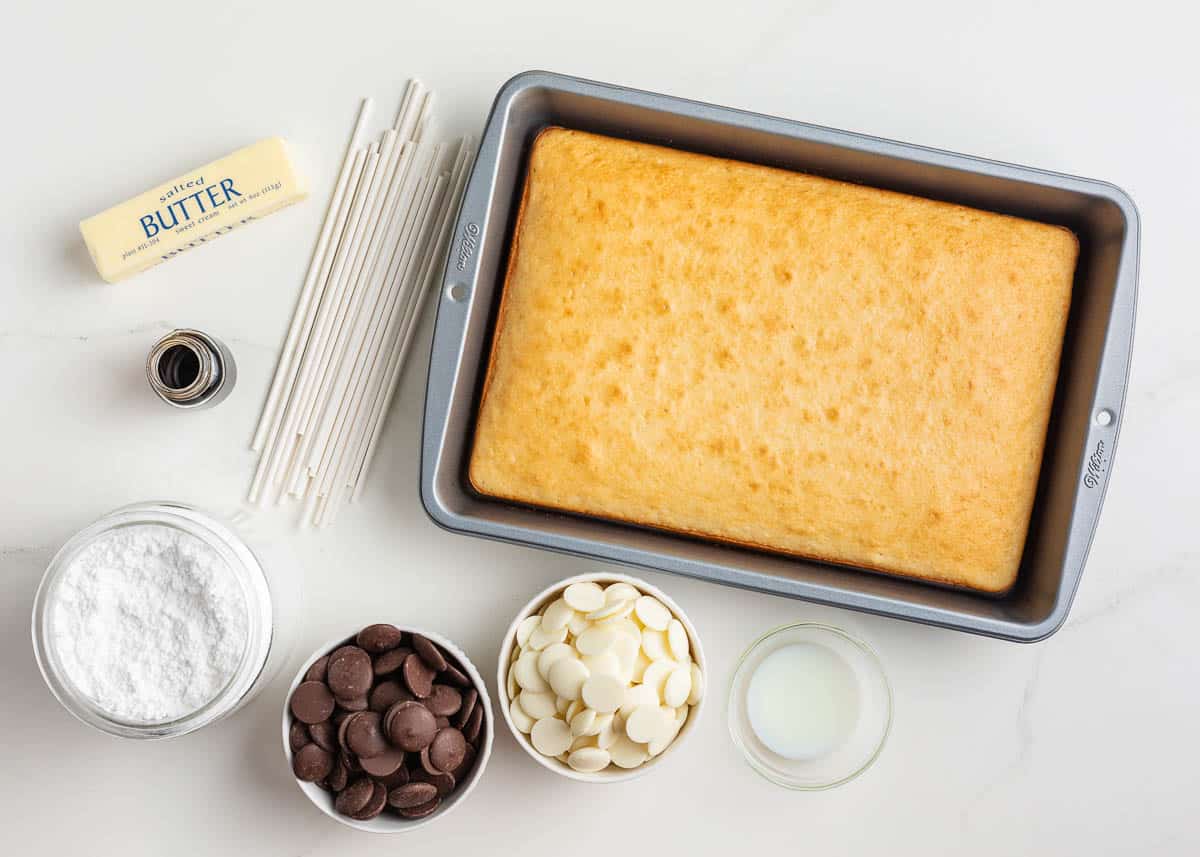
[251,97,372,454]
[317,161,448,522]
[261,144,380,503]
[287,127,405,493]
[350,139,472,500]
[248,145,369,504]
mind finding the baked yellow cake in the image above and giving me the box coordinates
[470,127,1077,593]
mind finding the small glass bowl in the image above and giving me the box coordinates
[728,623,891,790]
[31,501,275,739]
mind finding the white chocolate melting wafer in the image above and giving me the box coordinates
[527,623,568,651]
[641,661,674,701]
[609,734,649,769]
[570,707,597,737]
[568,747,611,773]
[581,675,625,713]
[582,651,621,679]
[664,665,692,708]
[514,651,549,692]
[509,697,534,733]
[548,657,590,701]
[518,690,558,720]
[635,596,671,631]
[625,704,668,743]
[587,599,634,622]
[641,629,669,662]
[576,626,617,656]
[537,642,575,679]
[530,717,572,756]
[515,615,540,648]
[667,618,690,661]
[688,663,704,705]
[563,581,605,612]
[541,598,575,632]
[603,582,639,604]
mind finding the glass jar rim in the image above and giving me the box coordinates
[31,501,273,739]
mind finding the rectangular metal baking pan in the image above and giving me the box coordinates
[421,70,1138,642]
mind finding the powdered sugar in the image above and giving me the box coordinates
[49,523,249,723]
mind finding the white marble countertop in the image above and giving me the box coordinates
[3,1,1196,853]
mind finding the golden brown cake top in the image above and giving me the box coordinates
[470,128,1077,592]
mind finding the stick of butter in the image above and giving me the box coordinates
[80,138,307,282]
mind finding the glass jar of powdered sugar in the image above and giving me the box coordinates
[32,502,276,739]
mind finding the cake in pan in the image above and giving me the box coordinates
[469,128,1077,593]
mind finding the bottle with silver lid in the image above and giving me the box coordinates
[146,329,236,409]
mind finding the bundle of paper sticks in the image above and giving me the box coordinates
[249,80,472,526]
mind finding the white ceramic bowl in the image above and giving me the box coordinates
[497,572,706,783]
[281,626,493,833]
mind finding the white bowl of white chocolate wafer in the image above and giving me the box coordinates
[497,572,706,782]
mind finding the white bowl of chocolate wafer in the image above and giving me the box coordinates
[282,624,493,832]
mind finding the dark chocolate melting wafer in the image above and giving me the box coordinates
[397,797,440,818]
[412,767,456,798]
[369,680,413,713]
[349,782,388,820]
[292,743,334,782]
[429,728,468,773]
[328,645,360,663]
[454,687,478,729]
[290,681,335,724]
[371,762,410,789]
[337,710,354,752]
[440,663,471,688]
[401,653,436,698]
[387,781,438,809]
[304,655,330,683]
[336,695,369,712]
[463,702,484,744]
[289,720,310,753]
[325,756,349,792]
[426,684,462,717]
[309,720,337,753]
[357,624,404,654]
[373,646,413,678]
[360,745,406,778]
[419,745,440,777]
[334,778,375,816]
[451,742,477,782]
[411,634,448,672]
[327,647,373,698]
[340,749,362,773]
[382,701,402,737]
[386,701,437,752]
[346,711,389,759]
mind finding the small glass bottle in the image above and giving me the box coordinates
[146,328,236,409]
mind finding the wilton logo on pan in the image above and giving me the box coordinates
[1083,439,1107,489]
[456,222,480,271]
[138,177,243,238]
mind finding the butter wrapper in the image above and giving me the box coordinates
[80,137,307,282]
